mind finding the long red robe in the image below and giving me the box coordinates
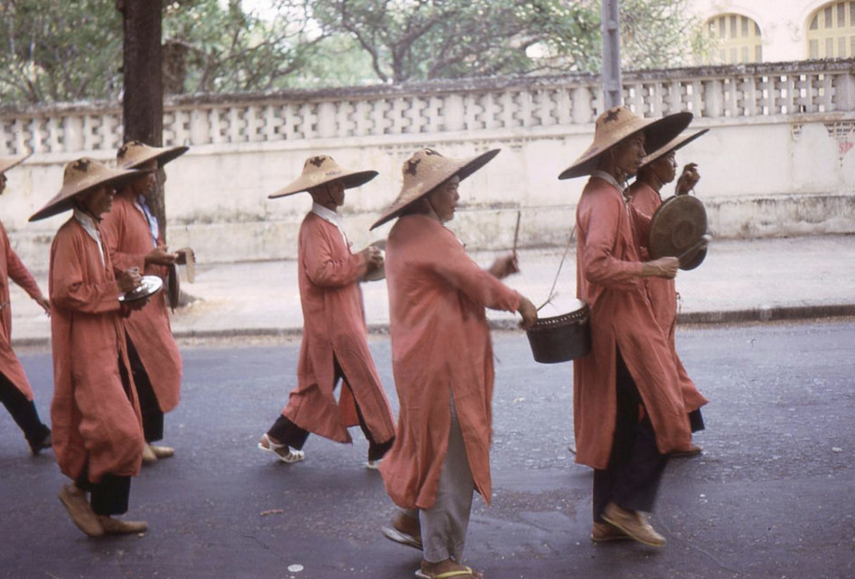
[627,181,708,417]
[574,176,692,470]
[49,217,143,483]
[282,212,396,445]
[100,193,182,412]
[379,215,521,510]
[0,220,44,400]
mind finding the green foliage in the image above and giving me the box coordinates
[0,0,122,104]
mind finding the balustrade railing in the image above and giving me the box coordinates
[1,60,852,156]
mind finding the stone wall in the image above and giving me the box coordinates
[2,60,854,267]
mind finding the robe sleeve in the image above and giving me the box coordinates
[426,229,520,313]
[302,219,365,288]
[580,192,644,290]
[51,234,121,314]
[3,227,43,300]
[101,204,146,274]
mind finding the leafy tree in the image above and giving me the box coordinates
[0,0,122,104]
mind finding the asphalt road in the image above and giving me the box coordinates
[1,320,854,579]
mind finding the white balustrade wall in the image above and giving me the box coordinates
[2,60,854,267]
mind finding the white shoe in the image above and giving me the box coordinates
[366,459,381,470]
[258,434,305,464]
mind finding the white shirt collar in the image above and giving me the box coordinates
[311,202,349,247]
[591,170,628,197]
[73,208,105,267]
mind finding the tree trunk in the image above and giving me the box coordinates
[119,0,167,240]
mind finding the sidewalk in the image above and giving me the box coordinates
[9,234,855,346]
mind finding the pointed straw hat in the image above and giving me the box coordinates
[268,155,378,199]
[29,157,149,222]
[558,107,692,180]
[638,128,710,169]
[0,153,32,175]
[370,148,500,230]
[116,140,189,169]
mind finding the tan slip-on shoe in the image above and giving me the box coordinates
[58,484,104,538]
[672,444,703,458]
[602,502,666,547]
[149,445,175,459]
[98,516,148,535]
[591,521,631,543]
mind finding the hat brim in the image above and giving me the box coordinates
[118,145,189,169]
[29,168,150,222]
[558,112,693,180]
[369,149,500,230]
[268,169,378,199]
[0,153,32,175]
[638,128,710,169]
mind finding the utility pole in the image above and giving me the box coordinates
[601,0,622,109]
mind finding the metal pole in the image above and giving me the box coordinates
[602,0,622,109]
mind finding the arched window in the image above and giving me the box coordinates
[806,1,855,59]
[705,13,763,64]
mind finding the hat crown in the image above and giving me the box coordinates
[400,148,450,187]
[594,107,642,139]
[117,140,147,162]
[63,157,108,189]
[302,155,347,182]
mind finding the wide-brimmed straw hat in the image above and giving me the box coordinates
[558,107,692,180]
[0,153,32,175]
[370,148,500,230]
[268,155,378,199]
[638,128,710,169]
[116,140,189,169]
[29,157,148,222]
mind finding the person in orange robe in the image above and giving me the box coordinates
[257,155,396,468]
[558,107,696,548]
[30,157,151,538]
[0,154,52,455]
[101,141,189,464]
[372,149,537,579]
[627,129,711,457]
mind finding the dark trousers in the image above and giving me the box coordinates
[74,356,136,517]
[0,370,50,448]
[593,349,669,522]
[268,357,394,462]
[126,334,164,443]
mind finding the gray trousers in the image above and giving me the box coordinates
[404,398,475,563]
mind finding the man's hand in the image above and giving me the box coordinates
[117,267,142,294]
[361,246,385,270]
[642,257,679,279]
[34,295,50,316]
[489,254,520,279]
[175,247,195,266]
[145,245,178,267]
[676,163,700,196]
[518,296,538,330]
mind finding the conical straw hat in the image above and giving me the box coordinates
[29,157,148,222]
[638,128,710,169]
[117,140,189,169]
[268,155,378,199]
[370,148,500,230]
[0,153,32,175]
[558,107,692,180]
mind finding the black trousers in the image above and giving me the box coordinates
[268,357,394,462]
[74,356,136,517]
[0,370,50,449]
[593,348,669,523]
[126,334,164,443]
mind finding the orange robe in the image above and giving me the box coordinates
[627,181,708,416]
[282,212,396,445]
[574,177,692,470]
[100,193,182,412]
[379,215,521,510]
[49,217,143,483]
[0,220,44,400]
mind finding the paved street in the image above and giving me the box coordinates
[1,321,854,579]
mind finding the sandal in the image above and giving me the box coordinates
[415,564,480,579]
[258,434,305,464]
